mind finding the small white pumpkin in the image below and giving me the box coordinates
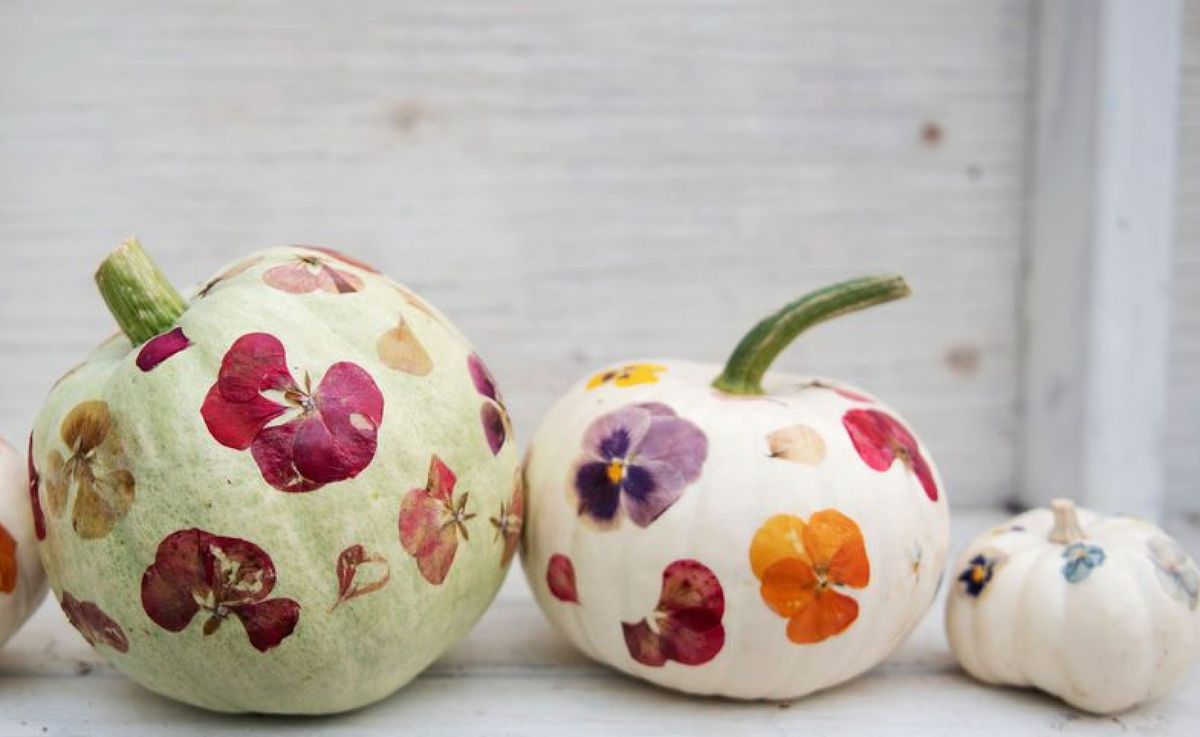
[945,499,1200,714]
[522,276,949,699]
[1,434,48,647]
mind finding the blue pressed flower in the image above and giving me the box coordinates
[1061,542,1105,583]
[958,554,998,597]
[573,403,707,528]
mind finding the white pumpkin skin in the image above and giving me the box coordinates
[522,360,948,699]
[1,435,48,646]
[30,245,520,714]
[945,501,1200,714]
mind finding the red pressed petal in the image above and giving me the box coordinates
[399,489,458,585]
[201,334,294,449]
[657,559,724,619]
[467,354,500,402]
[263,263,323,293]
[234,598,301,652]
[317,264,362,294]
[621,619,667,666]
[27,433,45,541]
[250,422,322,493]
[203,532,277,606]
[61,592,129,653]
[909,449,939,501]
[425,455,457,503]
[0,523,16,593]
[303,361,383,480]
[481,402,507,455]
[546,554,579,603]
[136,327,191,372]
[842,409,896,472]
[302,246,379,273]
[333,544,390,608]
[659,607,725,666]
[140,530,207,632]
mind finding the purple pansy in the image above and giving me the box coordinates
[573,403,707,528]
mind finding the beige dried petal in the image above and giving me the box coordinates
[767,424,826,465]
[72,467,135,540]
[377,317,433,376]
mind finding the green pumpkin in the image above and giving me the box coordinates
[29,241,521,714]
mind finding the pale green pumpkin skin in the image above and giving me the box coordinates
[31,246,519,714]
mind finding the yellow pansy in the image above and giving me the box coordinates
[586,363,667,390]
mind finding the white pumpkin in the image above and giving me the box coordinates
[945,499,1200,714]
[1,434,48,646]
[521,276,949,699]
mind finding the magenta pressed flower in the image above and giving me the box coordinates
[547,554,579,603]
[467,353,511,455]
[201,333,384,492]
[573,403,707,528]
[399,455,475,585]
[141,528,300,653]
[61,592,129,653]
[622,559,725,667]
[136,327,191,371]
[843,408,938,501]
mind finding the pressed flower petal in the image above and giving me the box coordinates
[399,461,464,587]
[136,327,191,372]
[481,402,507,455]
[250,422,321,493]
[802,509,869,588]
[377,318,433,375]
[546,554,579,603]
[467,354,500,402]
[43,450,69,518]
[635,414,708,486]
[71,467,135,539]
[197,255,264,298]
[659,607,725,665]
[234,598,301,652]
[766,424,826,464]
[749,514,809,579]
[784,588,859,644]
[622,559,725,667]
[61,592,129,653]
[425,455,457,503]
[842,408,938,501]
[574,462,622,523]
[333,544,391,608]
[580,406,653,462]
[201,334,293,449]
[760,558,818,617]
[302,246,379,274]
[0,523,16,593]
[60,401,111,455]
[621,619,667,666]
[657,559,725,618]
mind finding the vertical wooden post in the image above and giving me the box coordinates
[1019,0,1181,519]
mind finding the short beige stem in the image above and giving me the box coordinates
[1048,498,1087,544]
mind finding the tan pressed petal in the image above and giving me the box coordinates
[44,450,70,517]
[376,317,433,376]
[59,400,111,455]
[766,424,827,464]
[72,467,135,540]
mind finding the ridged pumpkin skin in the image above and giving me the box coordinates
[521,360,948,699]
[945,503,1200,714]
[1,436,47,646]
[29,246,520,714]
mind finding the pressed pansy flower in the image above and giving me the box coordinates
[622,559,725,667]
[136,327,191,372]
[141,528,300,653]
[399,455,475,585]
[489,468,524,567]
[42,400,136,539]
[0,522,15,593]
[573,403,707,528]
[749,510,870,644]
[586,363,667,390]
[467,354,512,455]
[1148,537,1199,610]
[201,333,384,492]
[332,544,391,610]
[546,554,579,603]
[957,552,1003,597]
[196,255,265,298]
[60,592,129,653]
[27,434,45,541]
[376,316,432,376]
[766,424,826,464]
[1061,543,1105,583]
[843,408,938,501]
[263,253,364,295]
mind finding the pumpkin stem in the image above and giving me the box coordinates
[1048,498,1087,544]
[712,274,911,395]
[95,238,187,347]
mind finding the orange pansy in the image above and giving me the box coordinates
[749,509,870,644]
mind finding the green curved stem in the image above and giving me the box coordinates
[94,238,187,346]
[712,274,911,396]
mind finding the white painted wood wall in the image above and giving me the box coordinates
[0,1,1193,513]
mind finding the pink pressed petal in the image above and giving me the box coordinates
[657,559,725,618]
[27,434,45,541]
[316,265,362,294]
[234,598,301,653]
[140,530,208,632]
[305,361,383,479]
[61,592,129,653]
[202,334,294,449]
[546,554,579,603]
[251,423,322,493]
[263,263,323,293]
[333,544,390,608]
[659,607,724,666]
[842,409,896,472]
[399,489,458,585]
[467,354,499,402]
[425,455,457,503]
[909,450,939,501]
[481,402,507,455]
[301,246,379,274]
[136,327,192,372]
[621,619,667,666]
